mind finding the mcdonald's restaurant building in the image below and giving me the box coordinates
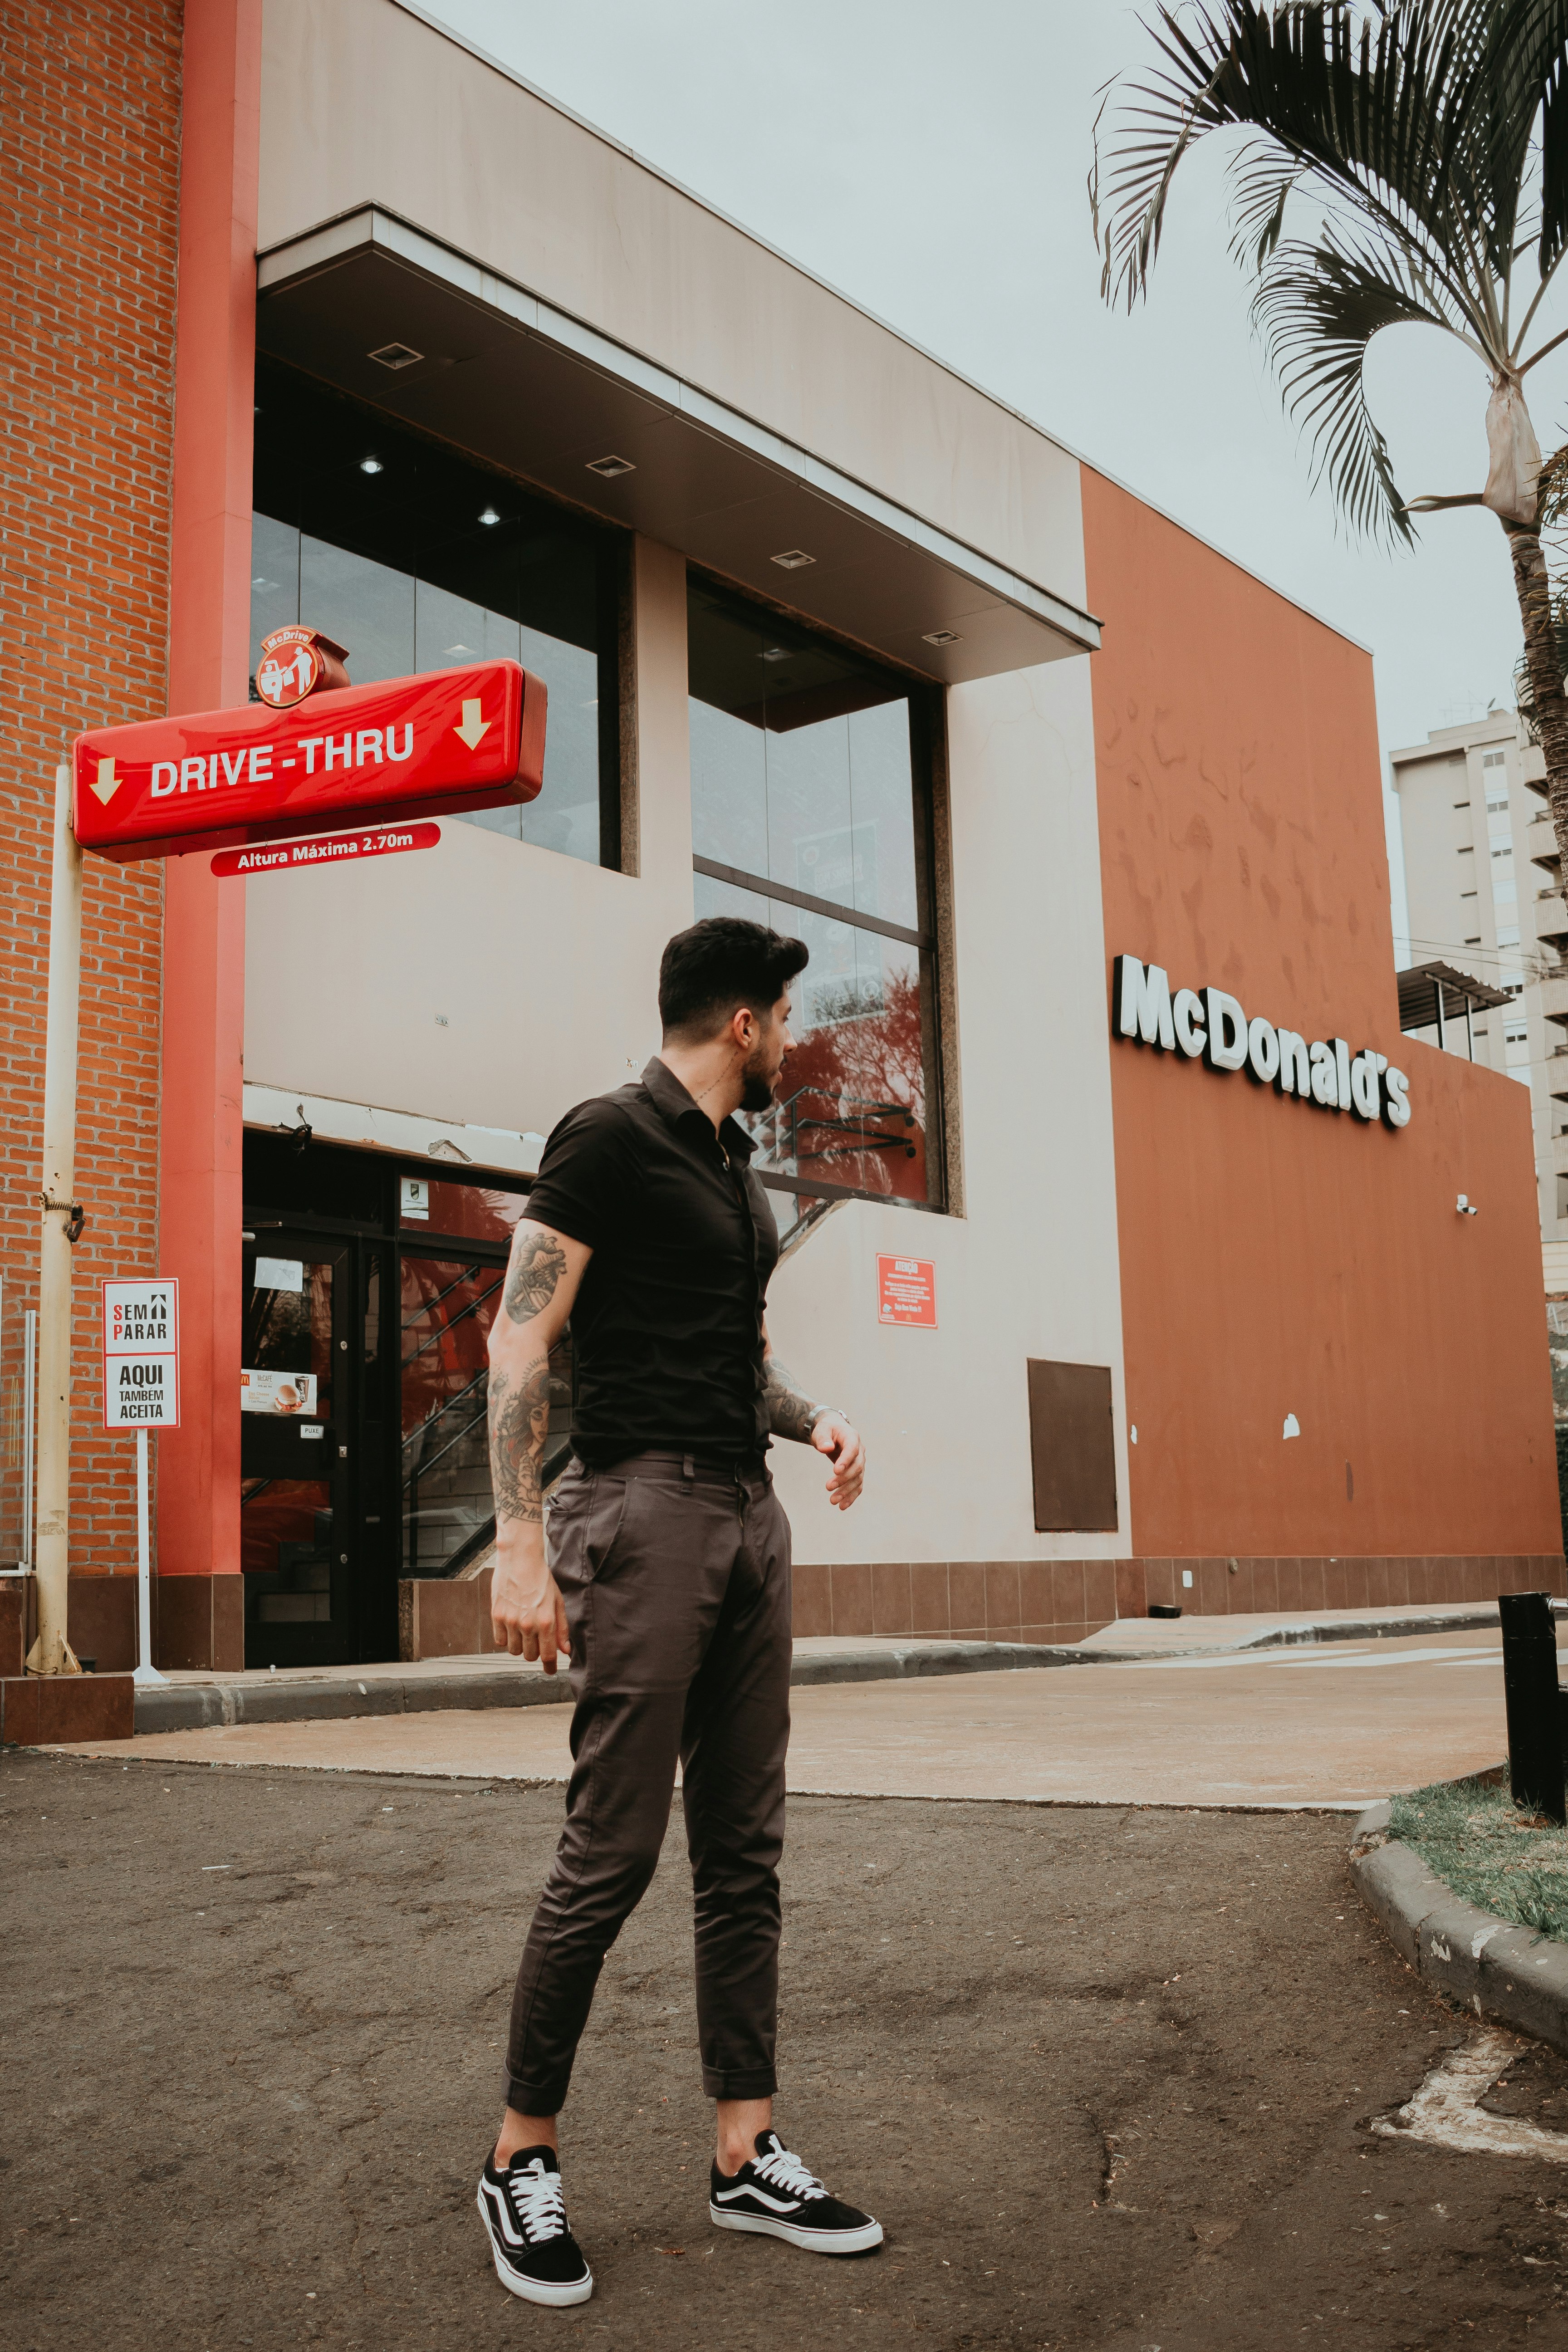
[4,0,1563,1683]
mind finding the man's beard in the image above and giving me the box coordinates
[739,1044,779,1114]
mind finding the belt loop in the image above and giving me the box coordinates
[682,1453,696,1481]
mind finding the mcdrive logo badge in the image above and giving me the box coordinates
[255,625,350,709]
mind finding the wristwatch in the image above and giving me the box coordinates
[810,1405,852,1430]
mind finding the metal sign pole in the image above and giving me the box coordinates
[28,763,84,1675]
[21,1309,36,1573]
[132,1424,165,1687]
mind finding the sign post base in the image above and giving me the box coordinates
[131,1423,167,1689]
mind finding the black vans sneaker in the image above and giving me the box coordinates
[709,2129,883,2254]
[477,2146,593,2305]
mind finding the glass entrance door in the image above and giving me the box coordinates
[240,1235,354,1667]
[400,1254,504,1580]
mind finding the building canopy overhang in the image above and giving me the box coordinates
[256,208,1102,688]
[1397,960,1513,1034]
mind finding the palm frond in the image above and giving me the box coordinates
[1253,230,1449,545]
[1093,1,1471,314]
[1227,137,1303,269]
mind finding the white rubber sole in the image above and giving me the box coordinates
[477,2188,594,2305]
[709,2205,884,2255]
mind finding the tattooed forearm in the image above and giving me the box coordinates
[762,1348,827,1445]
[504,1231,568,1326]
[488,1356,553,1523]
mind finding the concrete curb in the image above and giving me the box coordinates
[1349,1775,1568,2057]
[1084,1606,1514,1661]
[131,1637,1079,1734]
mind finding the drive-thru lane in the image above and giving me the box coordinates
[42,1630,1536,1806]
[4,1748,1566,2350]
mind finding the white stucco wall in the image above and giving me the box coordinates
[247,2,1129,1569]
[243,539,693,1131]
[257,0,1084,605]
[766,654,1130,1565]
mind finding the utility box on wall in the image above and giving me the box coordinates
[1027,1360,1118,1533]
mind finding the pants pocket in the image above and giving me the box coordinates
[549,1473,632,1591]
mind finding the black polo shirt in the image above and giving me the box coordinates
[523,1057,779,1467]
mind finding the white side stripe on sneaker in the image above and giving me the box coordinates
[480,2176,525,2248]
[712,2183,807,2213]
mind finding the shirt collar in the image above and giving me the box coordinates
[641,1057,757,1164]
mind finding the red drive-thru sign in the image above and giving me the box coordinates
[71,658,546,863]
[877,1254,936,1328]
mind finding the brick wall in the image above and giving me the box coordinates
[0,3,181,1575]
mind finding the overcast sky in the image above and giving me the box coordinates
[427,0,1568,955]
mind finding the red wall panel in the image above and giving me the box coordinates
[1083,466,1561,1560]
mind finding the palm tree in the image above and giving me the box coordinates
[1091,0,1568,872]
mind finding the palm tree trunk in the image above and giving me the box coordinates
[1509,523,1568,877]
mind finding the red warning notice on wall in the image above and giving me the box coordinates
[877,1254,936,1328]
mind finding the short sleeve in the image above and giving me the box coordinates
[523,1097,640,1252]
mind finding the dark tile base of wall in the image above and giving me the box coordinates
[793,1555,1568,1642]
[152,1573,245,1672]
[398,1569,501,1661]
[0,1575,140,1674]
[0,1671,134,1745]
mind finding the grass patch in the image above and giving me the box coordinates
[1390,1779,1568,1943]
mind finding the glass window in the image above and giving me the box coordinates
[398,1175,531,1245]
[401,1254,503,1579]
[688,577,941,1215]
[251,357,621,867]
[400,1251,572,1579]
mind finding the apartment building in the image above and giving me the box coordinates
[1391,714,1568,1277]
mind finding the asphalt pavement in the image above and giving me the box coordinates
[5,1746,1568,2348]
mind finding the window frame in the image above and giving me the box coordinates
[250,356,632,874]
[683,568,950,1220]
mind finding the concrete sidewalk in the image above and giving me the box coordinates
[47,1626,1541,1809]
[129,1600,1511,1734]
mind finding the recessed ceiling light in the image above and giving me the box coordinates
[770,549,815,570]
[368,342,423,370]
[586,454,636,478]
[359,456,384,475]
[478,507,500,525]
[922,628,962,646]
[760,647,791,662]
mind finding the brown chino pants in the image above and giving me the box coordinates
[504,1450,793,2116]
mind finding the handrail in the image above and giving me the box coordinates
[400,1365,489,1456]
[401,1272,502,1366]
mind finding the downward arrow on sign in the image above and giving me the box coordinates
[90,758,121,805]
[453,699,490,750]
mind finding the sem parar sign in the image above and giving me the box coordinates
[71,659,545,862]
[1112,955,1412,1129]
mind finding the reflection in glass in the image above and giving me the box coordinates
[243,1259,334,1419]
[399,1255,573,1578]
[251,355,617,866]
[689,879,929,1206]
[687,580,918,929]
[398,1179,531,1245]
[401,1256,504,1579]
[241,1478,333,1622]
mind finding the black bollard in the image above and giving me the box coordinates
[1499,1591,1566,1823]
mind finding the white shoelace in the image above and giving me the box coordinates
[507,2160,567,2243]
[751,2142,826,2202]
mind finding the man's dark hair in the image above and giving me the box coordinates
[659,916,809,1044]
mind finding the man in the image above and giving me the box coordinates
[475,916,882,2308]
